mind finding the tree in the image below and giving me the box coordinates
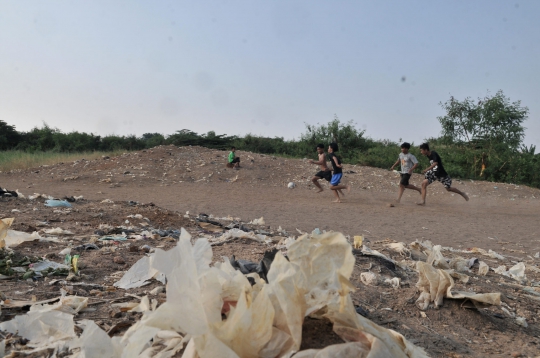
[438,90,528,150]
[0,120,20,150]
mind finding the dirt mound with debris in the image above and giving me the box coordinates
[1,145,540,356]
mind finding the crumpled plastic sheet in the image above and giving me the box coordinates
[212,228,270,244]
[416,261,501,310]
[0,310,76,349]
[1,218,60,248]
[493,262,527,282]
[2,229,428,357]
[114,250,167,289]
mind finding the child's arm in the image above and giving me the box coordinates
[390,159,400,170]
[422,162,438,173]
[409,162,418,174]
[332,156,343,168]
[309,154,326,165]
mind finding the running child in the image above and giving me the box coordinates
[417,143,469,205]
[308,144,332,193]
[328,142,350,203]
[390,142,421,203]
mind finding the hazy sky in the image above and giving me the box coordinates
[1,1,539,149]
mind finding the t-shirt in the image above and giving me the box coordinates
[399,153,418,174]
[328,153,342,174]
[428,151,448,177]
[228,151,235,163]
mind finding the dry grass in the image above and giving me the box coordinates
[0,150,127,172]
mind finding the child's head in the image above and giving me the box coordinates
[328,142,339,153]
[316,144,325,154]
[419,143,430,155]
[400,142,411,154]
[231,146,236,152]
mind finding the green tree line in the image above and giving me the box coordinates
[1,91,538,188]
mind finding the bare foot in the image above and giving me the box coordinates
[416,202,425,206]
[463,193,469,201]
[332,199,341,203]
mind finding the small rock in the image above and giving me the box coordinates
[511,352,522,358]
[140,245,151,253]
[388,203,395,207]
[113,256,126,264]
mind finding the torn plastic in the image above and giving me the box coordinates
[30,260,70,272]
[113,254,165,289]
[385,242,410,257]
[416,262,500,310]
[3,229,428,357]
[0,310,76,348]
[213,228,270,244]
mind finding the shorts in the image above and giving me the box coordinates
[230,157,240,164]
[330,173,342,186]
[399,173,411,186]
[315,170,332,182]
[425,170,452,188]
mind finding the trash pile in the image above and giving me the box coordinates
[1,196,539,356]
[1,229,429,357]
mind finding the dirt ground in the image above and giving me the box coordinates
[1,145,540,357]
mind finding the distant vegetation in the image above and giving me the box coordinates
[1,91,538,188]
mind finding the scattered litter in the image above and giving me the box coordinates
[249,217,265,225]
[515,316,528,328]
[45,199,72,208]
[360,272,379,286]
[101,199,115,204]
[385,277,401,289]
[287,182,296,189]
[353,235,363,249]
[478,261,489,276]
[416,262,500,310]
[44,227,74,235]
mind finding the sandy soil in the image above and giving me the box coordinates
[1,145,540,357]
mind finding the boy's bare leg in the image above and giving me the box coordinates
[331,188,341,203]
[416,179,429,205]
[311,177,324,192]
[406,184,422,193]
[446,187,469,201]
[397,185,405,203]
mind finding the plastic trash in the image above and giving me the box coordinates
[353,235,363,249]
[29,260,70,272]
[45,199,72,208]
[0,310,76,348]
[99,236,128,242]
[426,245,450,269]
[114,254,163,289]
[416,261,500,310]
[516,316,528,327]
[360,272,379,286]
[44,227,74,235]
[386,242,410,257]
[249,217,265,225]
[478,261,489,276]
[385,277,401,289]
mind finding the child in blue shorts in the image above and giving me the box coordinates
[328,143,350,203]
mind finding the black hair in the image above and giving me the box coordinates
[329,142,339,152]
[316,143,325,149]
[231,146,236,150]
[401,142,411,149]
[419,143,430,151]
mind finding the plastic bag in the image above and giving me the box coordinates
[45,199,72,208]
